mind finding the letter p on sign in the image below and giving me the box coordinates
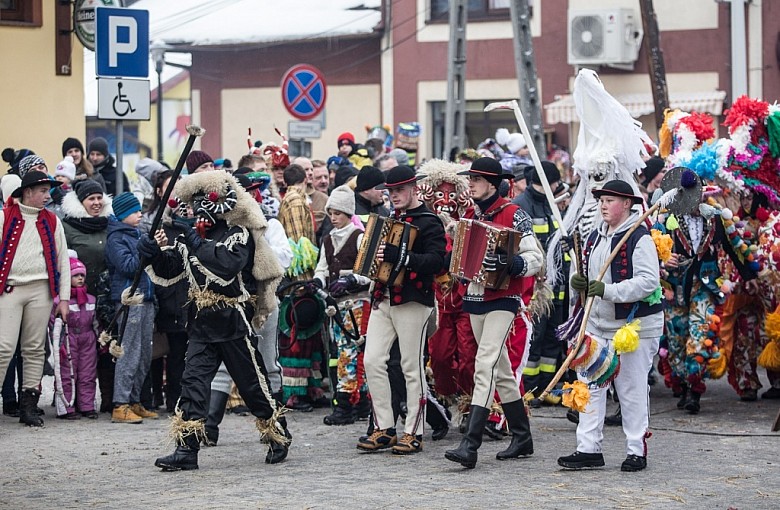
[95,7,149,79]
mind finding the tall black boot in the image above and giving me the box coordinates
[324,392,355,425]
[204,390,229,446]
[155,433,199,471]
[676,383,689,409]
[19,388,44,427]
[444,405,489,469]
[97,365,114,413]
[496,399,533,460]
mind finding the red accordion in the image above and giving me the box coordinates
[449,218,522,290]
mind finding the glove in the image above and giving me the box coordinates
[169,219,191,237]
[382,243,401,264]
[560,235,574,254]
[570,273,587,292]
[508,254,526,276]
[587,280,605,298]
[483,253,508,273]
[182,228,203,251]
[137,235,161,260]
[329,275,358,297]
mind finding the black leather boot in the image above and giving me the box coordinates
[204,390,229,446]
[685,392,701,414]
[444,405,489,469]
[19,388,44,427]
[265,417,291,464]
[496,399,533,460]
[323,392,355,425]
[155,433,199,471]
[676,383,689,410]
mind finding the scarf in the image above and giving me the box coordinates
[64,215,108,234]
[71,285,89,306]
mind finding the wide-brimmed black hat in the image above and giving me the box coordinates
[278,294,326,339]
[376,165,426,190]
[457,157,514,179]
[591,179,643,204]
[11,170,62,198]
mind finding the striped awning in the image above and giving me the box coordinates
[544,90,728,124]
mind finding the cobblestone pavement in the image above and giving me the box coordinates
[1,374,778,509]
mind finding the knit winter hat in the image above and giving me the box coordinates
[334,165,358,188]
[496,128,527,154]
[526,161,561,186]
[62,137,85,157]
[388,148,409,166]
[18,155,47,177]
[70,257,87,277]
[355,165,385,192]
[186,150,214,172]
[337,132,355,149]
[74,179,104,203]
[112,191,141,221]
[325,184,355,216]
[3,147,35,175]
[55,156,77,181]
[87,137,109,157]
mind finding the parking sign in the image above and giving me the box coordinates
[95,7,149,78]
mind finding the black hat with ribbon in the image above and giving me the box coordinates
[591,179,644,204]
[11,170,62,198]
[458,157,514,189]
[376,165,426,190]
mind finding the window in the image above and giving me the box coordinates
[431,100,517,159]
[429,0,513,22]
[0,0,42,26]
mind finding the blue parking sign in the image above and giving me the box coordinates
[95,7,149,78]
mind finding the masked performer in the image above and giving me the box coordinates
[140,171,288,471]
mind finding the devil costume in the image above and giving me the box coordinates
[141,171,288,471]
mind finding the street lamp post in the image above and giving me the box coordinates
[150,41,169,162]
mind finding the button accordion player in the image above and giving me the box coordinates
[353,213,419,286]
[450,218,522,290]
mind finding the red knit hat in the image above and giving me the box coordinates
[337,132,355,149]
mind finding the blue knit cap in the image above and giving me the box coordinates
[113,192,141,221]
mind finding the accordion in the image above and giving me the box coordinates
[450,218,522,290]
[353,213,418,286]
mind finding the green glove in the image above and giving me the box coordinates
[587,280,605,297]
[570,273,588,292]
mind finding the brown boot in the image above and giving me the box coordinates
[356,428,397,452]
[112,404,143,424]
[130,403,159,419]
[391,433,423,455]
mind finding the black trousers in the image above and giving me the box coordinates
[180,336,274,422]
[524,301,564,395]
[165,331,189,412]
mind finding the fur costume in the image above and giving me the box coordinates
[173,171,284,328]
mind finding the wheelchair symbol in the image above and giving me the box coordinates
[112,82,136,117]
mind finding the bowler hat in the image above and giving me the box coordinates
[591,180,643,204]
[457,157,514,179]
[376,165,426,190]
[11,170,62,198]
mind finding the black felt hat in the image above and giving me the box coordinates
[376,165,426,190]
[11,170,62,198]
[457,157,514,179]
[591,180,643,204]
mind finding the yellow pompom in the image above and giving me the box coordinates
[766,304,780,342]
[651,229,674,263]
[613,319,640,354]
[665,214,679,231]
[561,381,590,413]
[758,341,780,370]
[708,353,728,379]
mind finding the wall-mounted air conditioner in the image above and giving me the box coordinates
[567,8,643,67]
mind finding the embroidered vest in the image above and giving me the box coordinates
[324,229,361,283]
[584,225,662,320]
[0,204,60,298]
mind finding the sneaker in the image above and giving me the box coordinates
[130,403,159,419]
[528,398,542,409]
[391,433,423,455]
[111,404,143,424]
[356,428,397,452]
[82,410,99,419]
[566,409,580,424]
[557,451,605,469]
[621,454,647,472]
[762,387,780,399]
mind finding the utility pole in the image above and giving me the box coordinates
[443,0,467,160]
[509,0,545,159]
[639,0,669,130]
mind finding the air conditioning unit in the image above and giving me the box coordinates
[567,8,643,67]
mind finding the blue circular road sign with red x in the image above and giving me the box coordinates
[281,64,327,120]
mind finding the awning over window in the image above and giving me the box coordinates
[544,90,727,125]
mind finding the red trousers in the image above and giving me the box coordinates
[428,310,477,397]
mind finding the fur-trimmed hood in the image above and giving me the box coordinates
[173,171,284,327]
[61,189,113,219]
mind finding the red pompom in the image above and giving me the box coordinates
[167,198,179,208]
[755,206,770,223]
[207,191,219,202]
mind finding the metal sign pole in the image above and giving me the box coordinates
[116,119,123,195]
